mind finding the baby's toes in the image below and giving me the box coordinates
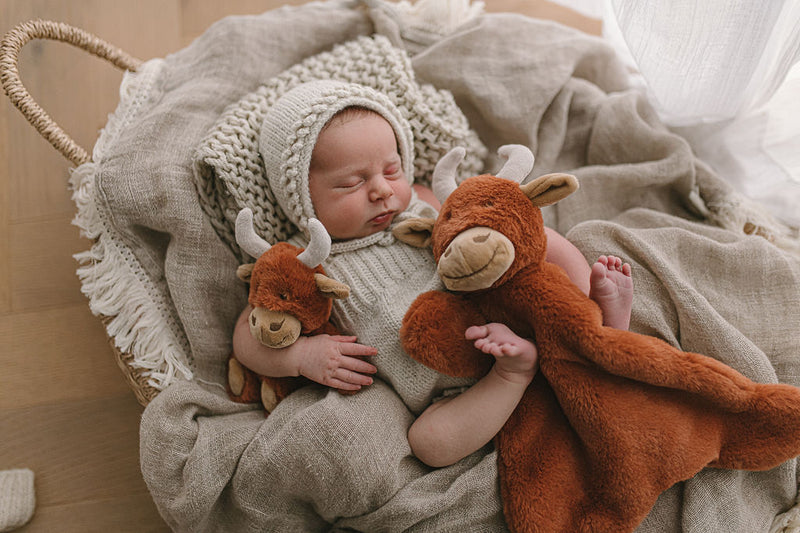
[483,342,501,357]
[590,261,609,285]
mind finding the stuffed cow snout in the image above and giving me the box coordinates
[248,307,303,348]
[438,226,515,291]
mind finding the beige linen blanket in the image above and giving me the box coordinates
[68,0,799,531]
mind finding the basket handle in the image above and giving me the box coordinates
[0,19,143,166]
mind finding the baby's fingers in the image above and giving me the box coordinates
[340,355,378,376]
[329,335,358,343]
[336,336,378,356]
[327,379,362,392]
[332,367,374,389]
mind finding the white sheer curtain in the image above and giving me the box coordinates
[599,0,800,226]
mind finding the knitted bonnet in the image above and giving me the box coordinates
[259,80,415,234]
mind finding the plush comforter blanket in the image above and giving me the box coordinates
[69,1,800,531]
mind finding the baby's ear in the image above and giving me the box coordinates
[393,218,436,248]
[237,263,255,282]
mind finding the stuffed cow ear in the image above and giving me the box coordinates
[392,218,436,248]
[520,173,579,207]
[237,263,255,282]
[315,273,350,299]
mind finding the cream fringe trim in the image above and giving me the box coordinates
[69,58,193,390]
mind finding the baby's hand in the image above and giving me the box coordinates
[296,335,378,391]
[465,324,538,384]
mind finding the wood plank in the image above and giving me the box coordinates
[0,94,9,315]
[1,0,10,314]
[0,395,150,508]
[0,303,128,410]
[485,0,601,35]
[18,493,169,533]
[9,216,91,313]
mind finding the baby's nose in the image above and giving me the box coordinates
[370,177,394,200]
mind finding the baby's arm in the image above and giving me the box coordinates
[233,305,378,391]
[408,323,538,467]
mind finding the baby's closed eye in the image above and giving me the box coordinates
[384,166,404,181]
[336,178,364,190]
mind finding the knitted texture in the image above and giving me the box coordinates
[260,80,415,233]
[194,34,487,258]
[0,469,34,532]
[288,197,472,415]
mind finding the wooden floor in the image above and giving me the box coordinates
[0,1,597,531]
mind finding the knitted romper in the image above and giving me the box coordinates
[290,198,473,415]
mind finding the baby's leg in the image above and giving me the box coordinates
[589,255,633,330]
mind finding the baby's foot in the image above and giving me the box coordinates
[466,323,538,379]
[589,255,633,330]
[466,323,530,357]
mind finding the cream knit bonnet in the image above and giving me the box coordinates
[259,80,415,234]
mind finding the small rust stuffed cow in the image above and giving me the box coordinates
[228,208,350,413]
[395,145,800,533]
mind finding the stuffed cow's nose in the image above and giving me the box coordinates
[437,226,515,292]
[472,232,490,244]
[248,308,302,348]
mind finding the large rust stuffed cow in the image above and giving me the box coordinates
[228,208,350,413]
[395,145,800,533]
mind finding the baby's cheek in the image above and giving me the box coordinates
[396,184,414,210]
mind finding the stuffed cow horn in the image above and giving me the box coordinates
[495,144,535,183]
[236,208,271,258]
[432,146,465,204]
[296,218,332,268]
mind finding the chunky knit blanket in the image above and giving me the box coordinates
[194,33,486,255]
[67,0,800,531]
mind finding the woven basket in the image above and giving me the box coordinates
[1,19,157,406]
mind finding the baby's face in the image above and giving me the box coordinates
[309,112,412,240]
